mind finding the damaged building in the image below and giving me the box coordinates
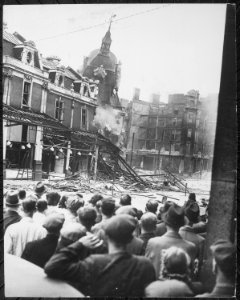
[124,89,217,174]
[2,24,134,182]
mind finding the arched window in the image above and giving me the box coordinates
[26,52,32,64]
[58,75,63,86]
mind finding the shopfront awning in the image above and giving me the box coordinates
[3,104,121,153]
[3,104,70,131]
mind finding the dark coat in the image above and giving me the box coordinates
[155,221,167,236]
[145,231,197,278]
[21,234,59,268]
[44,241,156,297]
[126,236,144,255]
[179,226,205,265]
[4,210,22,233]
[139,232,155,253]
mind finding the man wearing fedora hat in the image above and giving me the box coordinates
[155,200,174,237]
[5,196,47,257]
[45,214,156,297]
[180,202,205,277]
[34,182,47,199]
[145,203,197,279]
[4,191,22,233]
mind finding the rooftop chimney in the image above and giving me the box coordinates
[151,93,160,105]
[132,88,140,101]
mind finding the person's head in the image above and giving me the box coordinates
[57,223,87,250]
[211,240,236,281]
[185,202,200,225]
[89,194,103,207]
[18,189,26,200]
[5,191,20,210]
[158,200,174,221]
[34,182,47,197]
[162,196,168,204]
[100,198,115,218]
[140,212,157,233]
[145,200,159,214]
[22,196,37,217]
[36,199,48,213]
[120,194,132,206]
[66,195,85,216]
[77,207,97,231]
[136,209,143,220]
[115,205,137,218]
[58,194,68,209]
[104,214,137,248]
[163,203,185,231]
[188,193,196,202]
[43,213,65,235]
[46,192,61,206]
[161,246,191,279]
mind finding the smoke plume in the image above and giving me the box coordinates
[92,105,122,136]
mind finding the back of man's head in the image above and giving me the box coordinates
[18,189,26,200]
[211,239,236,280]
[22,196,37,214]
[89,194,103,206]
[66,195,84,215]
[46,192,61,206]
[101,198,115,217]
[120,194,131,206]
[141,212,157,232]
[146,200,158,214]
[37,199,48,213]
[77,206,97,230]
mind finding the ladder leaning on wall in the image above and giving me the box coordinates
[16,150,31,180]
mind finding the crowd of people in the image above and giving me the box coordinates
[4,182,236,297]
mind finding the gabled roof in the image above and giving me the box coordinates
[3,31,22,45]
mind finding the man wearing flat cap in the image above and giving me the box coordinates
[197,240,236,297]
[145,203,197,279]
[22,213,65,268]
[45,214,156,297]
[4,191,22,233]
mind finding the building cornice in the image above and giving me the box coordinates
[48,83,97,107]
[3,55,48,80]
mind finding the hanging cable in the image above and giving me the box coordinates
[36,4,171,42]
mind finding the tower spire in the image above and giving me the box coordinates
[100,14,116,56]
[108,14,116,32]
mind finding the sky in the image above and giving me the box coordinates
[3,4,226,103]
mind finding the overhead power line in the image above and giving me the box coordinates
[36,4,171,42]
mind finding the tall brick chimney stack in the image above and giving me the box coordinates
[132,88,140,101]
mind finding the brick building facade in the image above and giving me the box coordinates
[3,29,100,180]
[124,89,217,174]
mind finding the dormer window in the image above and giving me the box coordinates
[58,75,63,86]
[26,51,32,64]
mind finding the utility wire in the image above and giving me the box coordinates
[36,4,171,42]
